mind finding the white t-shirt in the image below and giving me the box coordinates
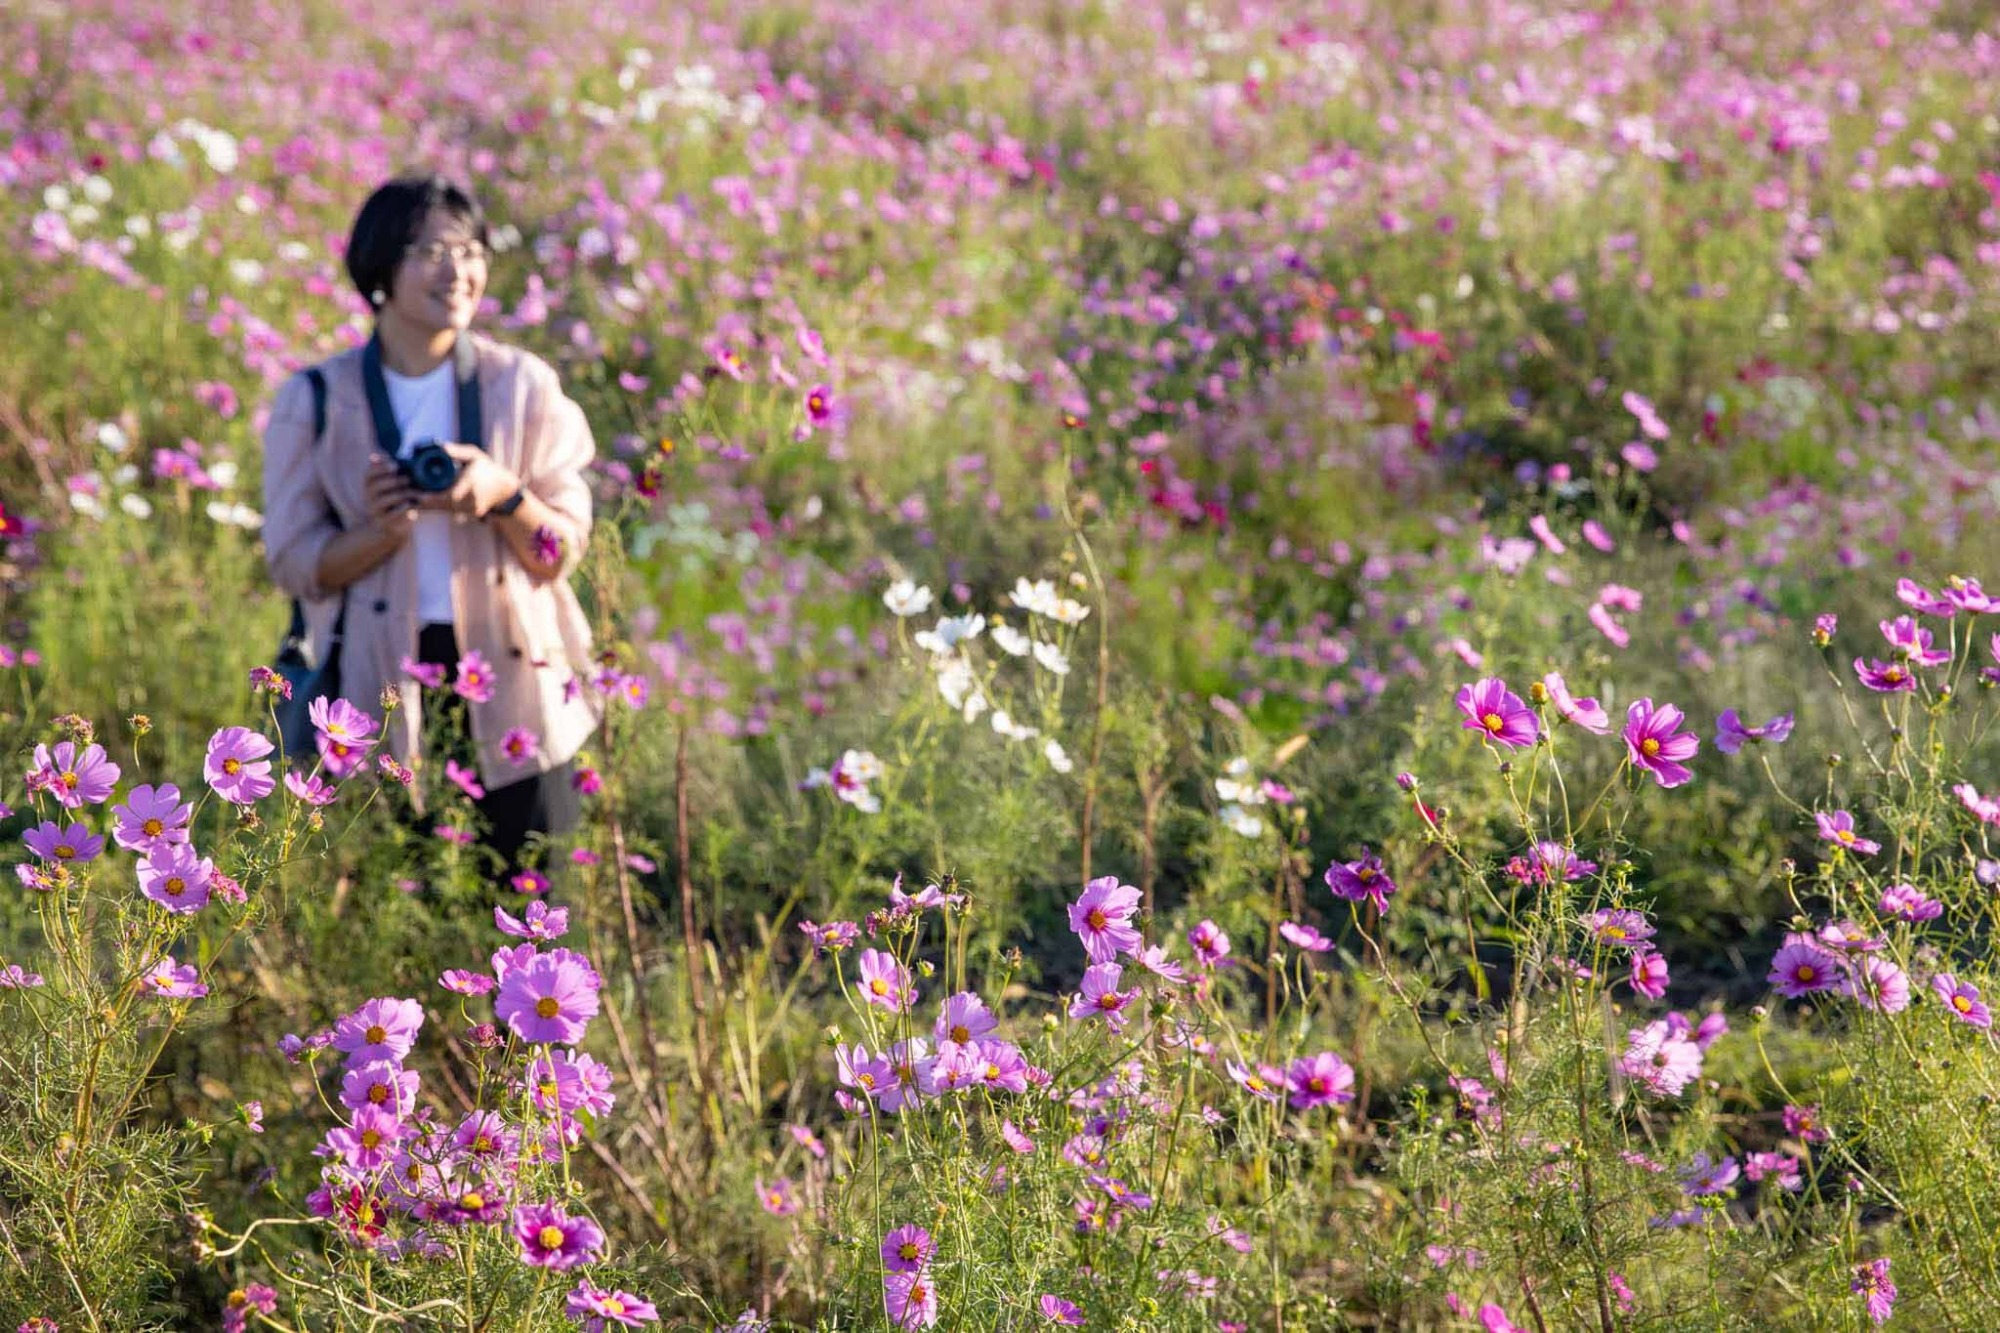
[383,361,458,624]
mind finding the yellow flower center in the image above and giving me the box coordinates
[1795,965,1816,983]
[899,1242,921,1261]
[869,979,890,996]
[365,1024,387,1045]
[60,771,78,789]
[164,876,186,896]
[1640,737,1661,757]
[950,1024,971,1043]
[538,1224,565,1251]
[1087,908,1108,930]
[473,1135,494,1153]
[460,1192,485,1210]
[360,1128,382,1150]
[535,996,561,1019]
[1481,711,1504,734]
[223,757,242,775]
[368,1085,389,1104]
[605,1297,626,1314]
[1836,829,1855,843]
[1602,926,1626,940]
[55,845,74,860]
[1954,995,1974,1013]
[143,818,163,836]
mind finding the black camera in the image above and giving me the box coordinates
[399,439,460,493]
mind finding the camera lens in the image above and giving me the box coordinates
[404,442,459,492]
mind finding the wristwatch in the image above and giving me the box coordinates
[488,486,526,519]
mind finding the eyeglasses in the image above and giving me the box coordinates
[404,239,490,267]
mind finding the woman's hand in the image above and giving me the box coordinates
[362,454,421,543]
[421,443,523,520]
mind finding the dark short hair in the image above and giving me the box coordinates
[344,174,490,310]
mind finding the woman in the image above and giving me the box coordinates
[261,174,601,874]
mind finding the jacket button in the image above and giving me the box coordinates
[509,647,524,659]
[373,598,389,613]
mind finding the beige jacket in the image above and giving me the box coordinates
[261,331,603,789]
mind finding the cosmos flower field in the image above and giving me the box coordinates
[2,0,2000,1327]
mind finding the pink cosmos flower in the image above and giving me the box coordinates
[454,650,496,703]
[501,727,540,766]
[204,727,276,804]
[140,957,208,998]
[1878,883,1942,922]
[1617,1019,1703,1096]
[0,964,45,989]
[1586,908,1655,949]
[309,695,378,750]
[28,740,120,808]
[881,1224,934,1274]
[444,759,485,800]
[1846,956,1909,1013]
[400,655,447,689]
[1188,920,1231,967]
[1542,672,1610,733]
[883,1268,939,1329]
[512,1200,604,1269]
[1880,615,1950,667]
[1068,963,1134,1031]
[1931,973,1991,1029]
[1623,699,1698,788]
[23,820,103,864]
[1955,783,2000,826]
[112,783,192,853]
[857,949,917,1013]
[1278,921,1333,953]
[440,969,496,996]
[1456,678,1538,748]
[495,901,570,941]
[340,1060,419,1118]
[1815,810,1880,855]
[934,992,997,1046]
[1769,939,1842,998]
[1630,949,1669,1000]
[1285,1052,1356,1110]
[1068,877,1143,963]
[1582,520,1616,552]
[326,1103,405,1171]
[496,951,602,1045]
[331,997,425,1066]
[564,1282,659,1327]
[138,844,215,914]
[756,1176,800,1217]
[1897,579,1954,616]
[1227,1061,1285,1102]
[1714,709,1794,754]
[1744,1151,1803,1191]
[285,767,339,805]
[1588,602,1631,649]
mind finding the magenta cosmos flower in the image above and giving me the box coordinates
[1622,699,1698,788]
[1068,876,1143,963]
[1285,1052,1356,1110]
[1188,919,1231,967]
[111,783,192,853]
[1325,847,1396,911]
[1852,1258,1895,1327]
[308,695,378,750]
[28,740,120,808]
[1617,1019,1703,1097]
[454,650,497,703]
[881,1224,934,1274]
[1541,672,1610,733]
[564,1281,659,1327]
[1815,810,1880,855]
[512,1200,604,1269]
[138,844,215,914]
[1714,708,1794,754]
[501,727,540,765]
[1847,956,1909,1013]
[1853,657,1916,692]
[1769,938,1843,998]
[1931,974,1992,1029]
[1630,949,1669,1000]
[496,950,602,1044]
[140,957,209,998]
[204,726,276,804]
[23,820,103,864]
[1456,678,1538,748]
[331,996,425,1065]
[1038,1295,1084,1326]
[856,948,917,1013]
[1585,908,1655,949]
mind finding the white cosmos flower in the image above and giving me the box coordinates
[208,460,239,488]
[96,422,129,453]
[119,494,153,519]
[991,710,1038,741]
[990,624,1031,656]
[1032,641,1070,676]
[1010,577,1058,615]
[935,657,976,710]
[1044,739,1074,773]
[1223,756,1252,777]
[838,749,884,783]
[206,500,262,528]
[1220,804,1265,838]
[81,175,113,205]
[883,579,933,618]
[1215,774,1267,805]
[960,689,989,725]
[1047,597,1092,625]
[913,613,985,656]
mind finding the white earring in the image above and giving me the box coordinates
[370,288,386,307]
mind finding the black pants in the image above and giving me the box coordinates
[416,623,579,875]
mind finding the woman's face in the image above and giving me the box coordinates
[382,206,487,335]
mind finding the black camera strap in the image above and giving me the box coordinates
[359,331,484,460]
